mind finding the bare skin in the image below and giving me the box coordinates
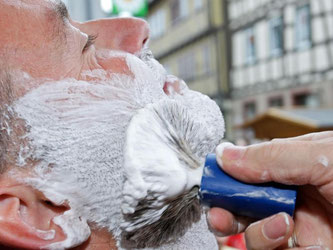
[209,131,333,250]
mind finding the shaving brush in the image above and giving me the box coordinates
[120,100,297,248]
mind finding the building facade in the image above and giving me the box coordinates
[62,0,109,22]
[228,0,333,141]
[147,0,232,138]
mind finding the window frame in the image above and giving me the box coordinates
[295,4,312,51]
[292,91,319,107]
[148,8,166,40]
[170,0,189,25]
[269,16,284,57]
[202,44,212,75]
[194,0,204,11]
[177,51,197,82]
[268,95,284,107]
[245,26,256,65]
[243,101,257,120]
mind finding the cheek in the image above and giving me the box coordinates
[97,56,132,76]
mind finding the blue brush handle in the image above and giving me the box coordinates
[199,154,297,219]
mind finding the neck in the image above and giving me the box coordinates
[73,228,117,250]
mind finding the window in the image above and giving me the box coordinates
[293,92,319,107]
[269,16,283,56]
[171,0,188,23]
[148,9,166,39]
[245,27,256,64]
[202,45,212,75]
[178,52,196,81]
[179,0,189,18]
[194,0,203,11]
[295,4,311,50]
[244,102,256,120]
[268,96,284,107]
[171,0,180,22]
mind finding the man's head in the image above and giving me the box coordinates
[0,0,149,80]
[0,0,224,249]
[0,1,156,248]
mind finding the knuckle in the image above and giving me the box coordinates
[244,226,262,250]
[322,131,333,137]
[262,140,285,162]
[313,131,333,140]
[271,138,283,143]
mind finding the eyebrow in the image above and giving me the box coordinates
[54,0,69,21]
[49,1,69,43]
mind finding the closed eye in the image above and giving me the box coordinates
[82,34,98,53]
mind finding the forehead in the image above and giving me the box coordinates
[0,0,61,15]
[0,0,66,43]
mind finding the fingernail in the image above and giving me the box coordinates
[215,142,236,167]
[262,213,289,240]
[216,143,245,168]
[206,211,226,237]
[216,143,231,158]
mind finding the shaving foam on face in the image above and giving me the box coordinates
[12,46,224,249]
[14,75,163,246]
[46,210,91,249]
[17,172,91,249]
[35,229,56,241]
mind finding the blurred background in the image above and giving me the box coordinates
[62,0,333,145]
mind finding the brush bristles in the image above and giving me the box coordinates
[121,187,201,248]
[121,99,223,248]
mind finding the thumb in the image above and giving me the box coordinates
[245,212,294,250]
[215,140,330,186]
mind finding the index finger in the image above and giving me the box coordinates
[216,140,332,187]
[284,131,333,141]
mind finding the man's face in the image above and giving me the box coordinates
[0,0,153,82]
[0,0,224,249]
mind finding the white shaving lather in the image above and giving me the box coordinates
[121,98,224,248]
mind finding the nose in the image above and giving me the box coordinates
[78,17,149,54]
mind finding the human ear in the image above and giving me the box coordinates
[0,177,69,249]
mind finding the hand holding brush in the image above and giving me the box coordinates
[209,132,333,250]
